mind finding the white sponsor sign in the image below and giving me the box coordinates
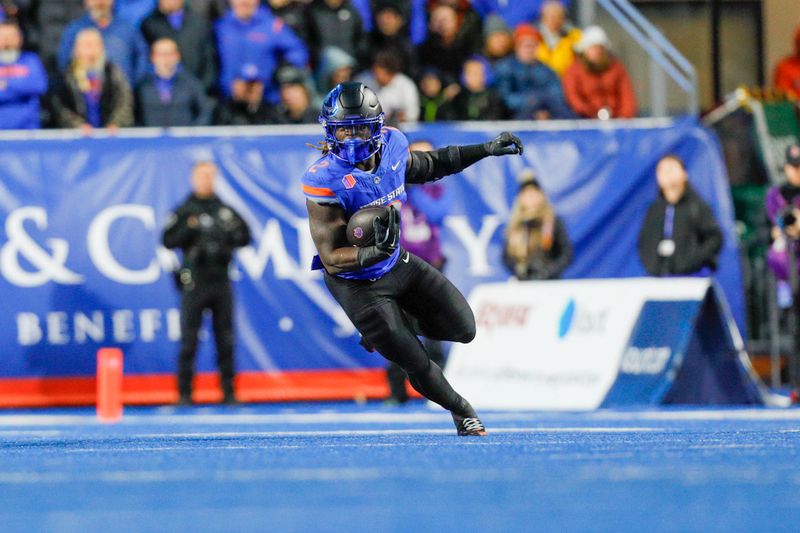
[444,278,711,410]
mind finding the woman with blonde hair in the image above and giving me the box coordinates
[503,170,573,280]
[49,28,133,133]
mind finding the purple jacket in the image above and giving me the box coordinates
[400,183,453,267]
[766,184,800,280]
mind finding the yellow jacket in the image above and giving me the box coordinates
[537,27,582,77]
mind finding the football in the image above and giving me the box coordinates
[346,206,392,247]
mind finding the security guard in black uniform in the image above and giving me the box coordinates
[162,161,251,405]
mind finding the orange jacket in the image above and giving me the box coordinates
[563,57,637,119]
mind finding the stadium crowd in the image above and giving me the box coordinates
[0,0,639,130]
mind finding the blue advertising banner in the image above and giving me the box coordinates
[0,118,743,402]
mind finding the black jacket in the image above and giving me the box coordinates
[268,2,309,42]
[307,0,366,62]
[25,0,85,74]
[440,88,508,121]
[49,61,134,128]
[638,184,723,276]
[503,216,573,280]
[266,103,319,125]
[136,69,214,127]
[140,7,217,93]
[162,194,252,284]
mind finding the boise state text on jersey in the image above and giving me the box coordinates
[302,127,410,280]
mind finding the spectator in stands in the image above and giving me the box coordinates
[503,169,572,280]
[482,14,513,65]
[306,0,366,64]
[495,23,573,120]
[0,22,47,129]
[429,0,483,51]
[472,0,572,28]
[774,24,800,100]
[58,0,149,84]
[417,66,456,122]
[417,3,478,80]
[350,0,428,46]
[135,37,212,126]
[50,28,133,132]
[215,0,308,106]
[638,155,722,277]
[116,0,156,26]
[356,48,419,123]
[267,65,318,124]
[366,1,416,76]
[25,0,85,75]
[563,25,637,120]
[186,0,226,20]
[315,45,357,94]
[766,144,800,283]
[265,0,308,42]
[140,0,217,94]
[536,0,581,77]
[440,55,506,120]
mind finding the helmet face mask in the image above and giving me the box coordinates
[319,82,385,165]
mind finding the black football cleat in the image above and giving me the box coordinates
[453,415,487,436]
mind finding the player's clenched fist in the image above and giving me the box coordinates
[484,132,524,156]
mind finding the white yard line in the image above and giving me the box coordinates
[0,408,798,428]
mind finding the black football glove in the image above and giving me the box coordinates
[373,205,400,252]
[357,205,401,267]
[484,131,524,156]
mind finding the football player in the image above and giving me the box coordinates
[301,82,523,435]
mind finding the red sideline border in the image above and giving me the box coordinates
[0,369,421,408]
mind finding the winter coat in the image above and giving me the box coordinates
[307,0,366,62]
[471,0,573,27]
[50,61,134,128]
[0,52,48,129]
[140,6,217,93]
[494,56,574,119]
[502,215,573,280]
[214,7,308,103]
[638,184,723,276]
[440,88,507,121]
[27,0,85,73]
[57,14,149,84]
[135,69,213,127]
[774,55,800,99]
[536,26,582,77]
[563,56,637,119]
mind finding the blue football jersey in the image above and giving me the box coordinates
[302,127,410,280]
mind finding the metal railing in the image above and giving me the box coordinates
[591,0,699,117]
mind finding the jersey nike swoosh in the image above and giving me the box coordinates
[391,161,402,171]
[402,252,410,263]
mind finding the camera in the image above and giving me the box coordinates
[779,206,797,229]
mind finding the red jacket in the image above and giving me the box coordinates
[563,57,637,119]
[775,56,800,99]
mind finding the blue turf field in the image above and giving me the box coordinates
[0,402,799,532]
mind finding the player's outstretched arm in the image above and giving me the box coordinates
[306,200,400,273]
[405,131,524,184]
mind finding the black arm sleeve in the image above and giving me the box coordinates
[406,143,490,184]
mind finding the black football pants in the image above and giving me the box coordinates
[324,250,477,418]
[178,280,236,398]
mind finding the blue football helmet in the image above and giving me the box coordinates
[319,82,385,165]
